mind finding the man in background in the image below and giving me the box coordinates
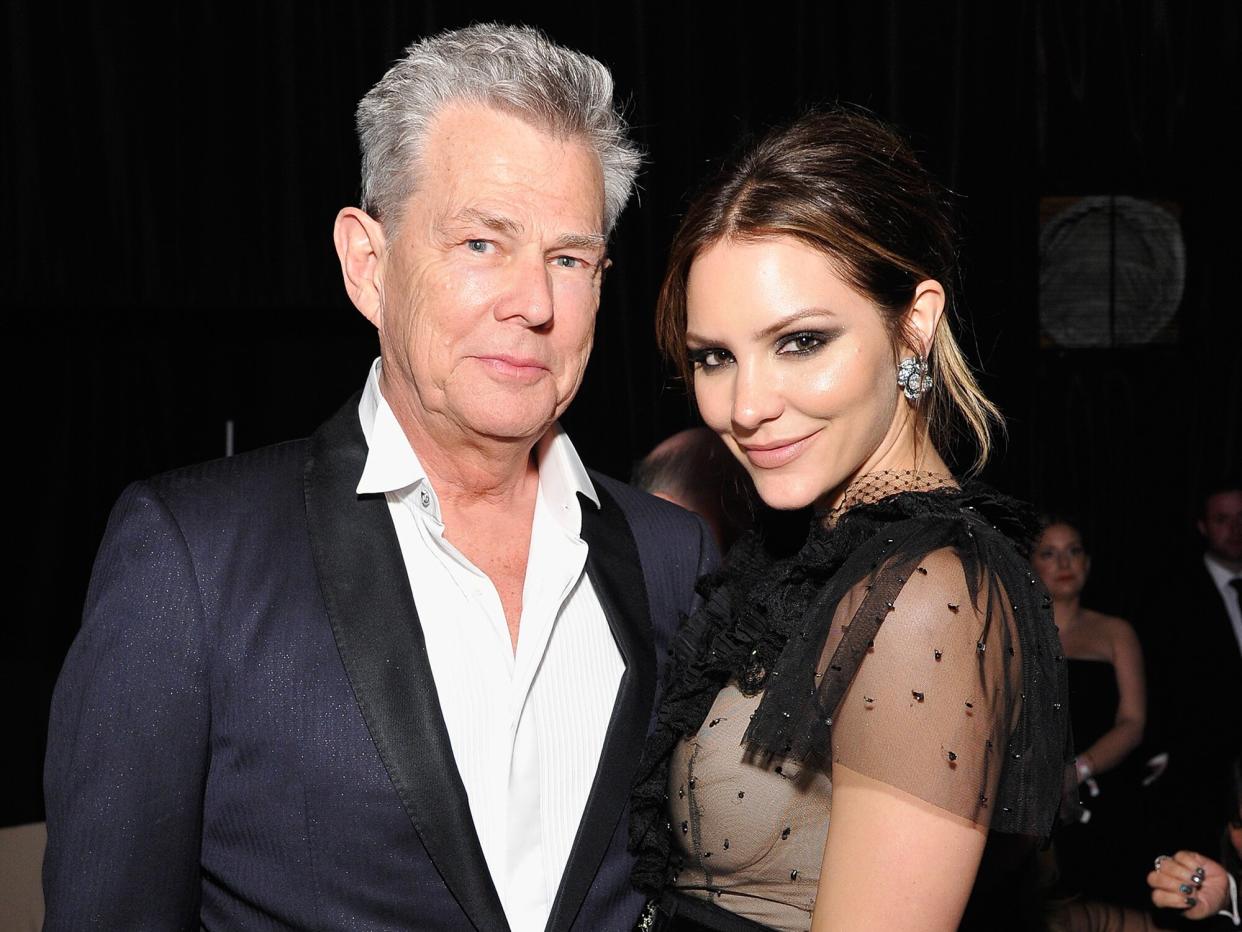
[1145,479,1242,860]
[632,426,753,552]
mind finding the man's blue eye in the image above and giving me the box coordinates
[554,256,581,268]
[466,240,489,252]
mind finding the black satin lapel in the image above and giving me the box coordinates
[304,396,509,932]
[545,486,655,932]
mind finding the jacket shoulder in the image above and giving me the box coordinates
[144,438,311,509]
[590,470,704,542]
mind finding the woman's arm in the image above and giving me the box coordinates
[807,546,1018,930]
[812,763,987,931]
[1076,618,1146,779]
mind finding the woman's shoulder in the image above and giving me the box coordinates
[1080,607,1135,631]
[826,481,1041,585]
[1078,608,1142,657]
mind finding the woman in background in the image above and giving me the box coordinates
[629,108,1069,932]
[1033,518,1149,929]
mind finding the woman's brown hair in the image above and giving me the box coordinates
[656,107,1003,473]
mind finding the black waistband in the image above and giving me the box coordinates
[647,890,776,932]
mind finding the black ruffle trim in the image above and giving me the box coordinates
[629,483,1060,896]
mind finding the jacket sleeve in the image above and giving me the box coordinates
[43,480,210,931]
[690,512,721,611]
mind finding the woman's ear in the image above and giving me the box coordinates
[333,207,388,327]
[903,279,947,357]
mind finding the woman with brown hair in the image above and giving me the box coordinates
[1032,519,1152,929]
[628,108,1070,931]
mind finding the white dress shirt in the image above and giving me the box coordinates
[356,360,625,932]
[1203,553,1242,659]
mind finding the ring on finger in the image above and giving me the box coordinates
[1191,866,1206,886]
[1154,855,1169,871]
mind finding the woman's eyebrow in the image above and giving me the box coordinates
[753,308,836,340]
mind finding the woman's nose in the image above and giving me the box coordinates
[730,362,782,432]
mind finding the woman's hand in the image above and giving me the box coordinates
[1147,851,1229,920]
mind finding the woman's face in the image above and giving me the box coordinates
[684,235,907,511]
[1031,523,1090,600]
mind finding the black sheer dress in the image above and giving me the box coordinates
[630,473,1071,932]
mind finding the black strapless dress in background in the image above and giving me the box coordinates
[1055,657,1150,910]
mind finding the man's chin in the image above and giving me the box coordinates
[458,408,559,445]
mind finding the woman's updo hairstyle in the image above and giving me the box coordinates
[656,106,1002,473]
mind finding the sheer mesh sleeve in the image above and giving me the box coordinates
[740,510,1068,837]
[824,546,1019,827]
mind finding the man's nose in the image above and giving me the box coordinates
[730,361,782,432]
[498,253,555,328]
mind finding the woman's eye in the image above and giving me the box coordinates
[776,332,827,355]
[688,348,732,370]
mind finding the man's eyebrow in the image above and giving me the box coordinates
[450,208,523,236]
[551,232,607,251]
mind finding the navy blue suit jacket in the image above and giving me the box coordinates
[44,396,717,931]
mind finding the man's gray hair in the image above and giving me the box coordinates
[356,23,641,236]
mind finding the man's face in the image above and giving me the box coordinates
[375,102,607,446]
[1199,490,1242,566]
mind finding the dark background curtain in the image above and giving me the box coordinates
[3,0,1239,827]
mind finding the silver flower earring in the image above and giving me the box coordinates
[896,355,932,401]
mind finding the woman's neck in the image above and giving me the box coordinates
[819,468,959,526]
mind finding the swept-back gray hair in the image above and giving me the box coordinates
[356,23,641,236]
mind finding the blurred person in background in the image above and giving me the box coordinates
[1145,481,1242,866]
[1147,753,1242,929]
[1033,517,1151,930]
[632,427,754,552]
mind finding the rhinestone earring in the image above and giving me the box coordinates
[896,355,932,401]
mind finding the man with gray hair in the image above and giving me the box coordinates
[43,24,716,931]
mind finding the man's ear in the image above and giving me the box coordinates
[902,279,947,358]
[333,207,387,327]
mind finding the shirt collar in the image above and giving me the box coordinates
[1204,552,1242,589]
[357,358,429,498]
[355,358,599,532]
[535,422,600,537]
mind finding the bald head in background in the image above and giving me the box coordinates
[633,427,753,550]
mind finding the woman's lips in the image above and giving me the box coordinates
[738,431,820,469]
